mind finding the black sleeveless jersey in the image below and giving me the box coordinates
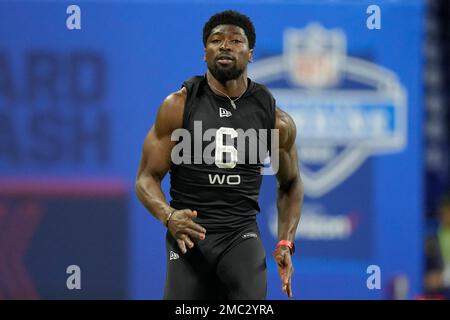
[169,75,276,230]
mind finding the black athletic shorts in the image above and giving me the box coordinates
[163,221,267,300]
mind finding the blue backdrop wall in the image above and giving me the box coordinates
[0,0,424,299]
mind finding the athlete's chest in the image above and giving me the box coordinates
[186,94,268,132]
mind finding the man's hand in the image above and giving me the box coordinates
[167,209,206,254]
[273,246,294,298]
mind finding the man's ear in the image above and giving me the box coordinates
[203,48,207,62]
[248,49,254,63]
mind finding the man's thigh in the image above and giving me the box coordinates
[163,231,221,300]
[216,235,267,300]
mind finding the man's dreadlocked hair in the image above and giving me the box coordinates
[203,10,256,49]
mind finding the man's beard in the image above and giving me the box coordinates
[207,60,244,84]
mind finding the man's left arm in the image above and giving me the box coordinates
[273,107,304,298]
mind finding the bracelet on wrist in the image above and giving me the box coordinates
[165,209,177,227]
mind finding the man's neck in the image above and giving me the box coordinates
[206,70,248,98]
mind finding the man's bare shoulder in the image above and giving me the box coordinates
[275,107,297,149]
[155,87,187,132]
[161,87,187,113]
[154,87,187,135]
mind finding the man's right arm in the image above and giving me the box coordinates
[135,87,206,253]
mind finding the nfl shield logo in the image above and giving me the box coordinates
[250,23,407,198]
[284,23,345,89]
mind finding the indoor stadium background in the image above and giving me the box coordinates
[0,0,449,300]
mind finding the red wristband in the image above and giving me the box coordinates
[275,240,295,255]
